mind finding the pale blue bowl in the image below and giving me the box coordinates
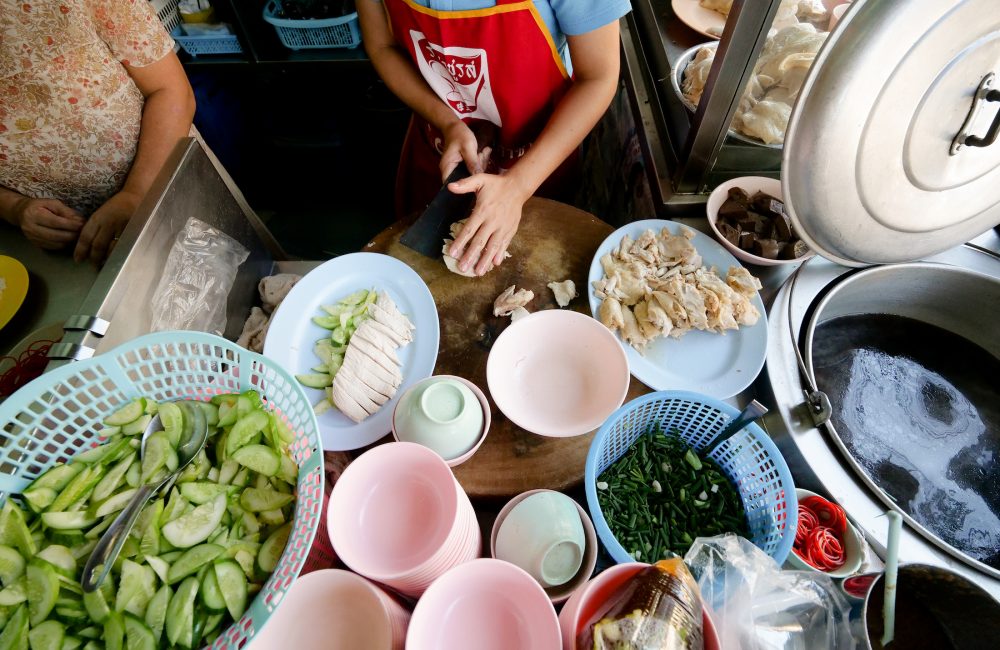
[391,376,486,464]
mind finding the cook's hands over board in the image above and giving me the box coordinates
[447,173,530,276]
[12,197,85,251]
[74,190,140,266]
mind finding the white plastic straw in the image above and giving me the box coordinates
[881,511,903,647]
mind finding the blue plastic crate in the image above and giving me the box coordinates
[262,0,361,50]
[585,391,798,565]
[172,26,243,57]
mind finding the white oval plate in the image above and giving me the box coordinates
[587,220,768,399]
[264,253,440,451]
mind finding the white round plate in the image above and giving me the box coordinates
[264,253,440,451]
[587,220,768,399]
[671,0,725,40]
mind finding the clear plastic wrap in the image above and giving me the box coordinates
[684,535,853,650]
[150,217,249,336]
[577,558,704,650]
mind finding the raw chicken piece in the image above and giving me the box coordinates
[493,285,535,317]
[377,292,416,330]
[350,334,401,370]
[341,353,399,394]
[442,220,511,277]
[510,307,530,322]
[237,306,269,352]
[368,301,415,342]
[599,297,626,332]
[259,274,301,314]
[353,320,400,360]
[364,319,409,347]
[341,367,392,405]
[335,374,382,415]
[342,346,401,389]
[330,381,370,423]
[547,280,577,307]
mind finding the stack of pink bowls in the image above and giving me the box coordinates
[327,441,481,597]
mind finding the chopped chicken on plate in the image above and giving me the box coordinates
[593,226,762,353]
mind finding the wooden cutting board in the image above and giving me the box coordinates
[367,197,652,498]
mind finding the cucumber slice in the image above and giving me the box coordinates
[258,509,285,527]
[269,413,296,448]
[294,373,332,389]
[157,402,184,443]
[69,540,97,562]
[115,560,155,618]
[1,502,36,556]
[310,363,330,373]
[213,560,248,621]
[82,588,110,624]
[104,399,146,427]
[216,460,239,486]
[217,400,238,428]
[231,468,251,488]
[178,482,237,506]
[204,611,225,636]
[28,620,64,650]
[159,489,187,526]
[91,453,137,503]
[93,488,138,519]
[161,495,226,549]
[231,445,280,477]
[311,315,341,330]
[26,559,59,625]
[41,512,97,531]
[120,415,152,437]
[0,577,26,606]
[330,327,348,345]
[232,550,255,579]
[123,614,155,650]
[258,522,291,573]
[22,488,57,513]
[175,449,210,485]
[48,465,104,513]
[199,568,226,611]
[35,546,75,578]
[166,544,223,584]
[139,432,171,485]
[144,556,169,584]
[25,463,82,496]
[104,611,125,650]
[277,454,298,484]
[341,288,369,306]
[225,411,269,457]
[196,401,219,427]
[313,398,333,415]
[240,487,294,512]
[72,438,130,467]
[60,637,82,650]
[83,514,114,541]
[124,460,141,489]
[144,585,170,644]
[165,577,198,647]
[0,603,28,650]
[0,545,25,587]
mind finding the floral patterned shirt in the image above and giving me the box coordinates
[0,0,175,215]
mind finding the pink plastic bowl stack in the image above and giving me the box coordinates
[327,441,481,597]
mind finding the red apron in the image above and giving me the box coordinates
[384,0,576,217]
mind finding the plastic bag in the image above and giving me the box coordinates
[150,218,249,336]
[684,535,853,650]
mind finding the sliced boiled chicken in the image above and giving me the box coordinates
[329,292,416,423]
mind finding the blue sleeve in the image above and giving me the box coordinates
[548,0,631,36]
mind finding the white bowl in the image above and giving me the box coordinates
[706,176,816,267]
[786,488,864,578]
[392,376,486,465]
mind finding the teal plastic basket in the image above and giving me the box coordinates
[0,331,324,649]
[585,391,797,565]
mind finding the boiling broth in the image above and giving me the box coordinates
[812,314,1000,570]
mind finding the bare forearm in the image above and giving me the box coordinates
[368,45,459,132]
[0,186,27,226]
[118,86,194,205]
[506,75,617,199]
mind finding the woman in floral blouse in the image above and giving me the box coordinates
[0,0,195,265]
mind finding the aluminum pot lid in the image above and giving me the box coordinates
[782,0,1000,267]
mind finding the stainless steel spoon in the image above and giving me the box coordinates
[703,400,769,454]
[81,401,208,592]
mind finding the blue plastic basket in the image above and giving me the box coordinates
[262,0,361,50]
[172,26,244,57]
[0,331,324,649]
[585,391,797,565]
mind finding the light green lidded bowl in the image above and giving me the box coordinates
[391,375,489,467]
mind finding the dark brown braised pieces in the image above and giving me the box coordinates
[716,187,809,260]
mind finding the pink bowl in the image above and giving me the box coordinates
[486,310,630,437]
[328,442,460,580]
[391,375,491,467]
[249,569,409,650]
[407,558,561,650]
[559,563,720,650]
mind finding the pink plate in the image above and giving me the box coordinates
[249,569,409,650]
[407,559,560,650]
[486,310,629,437]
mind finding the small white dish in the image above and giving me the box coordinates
[786,488,864,578]
[706,177,816,268]
[494,491,586,588]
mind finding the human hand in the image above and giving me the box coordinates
[446,174,529,275]
[73,191,140,266]
[12,197,85,251]
[439,121,490,181]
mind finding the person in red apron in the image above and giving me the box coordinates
[358,0,631,275]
